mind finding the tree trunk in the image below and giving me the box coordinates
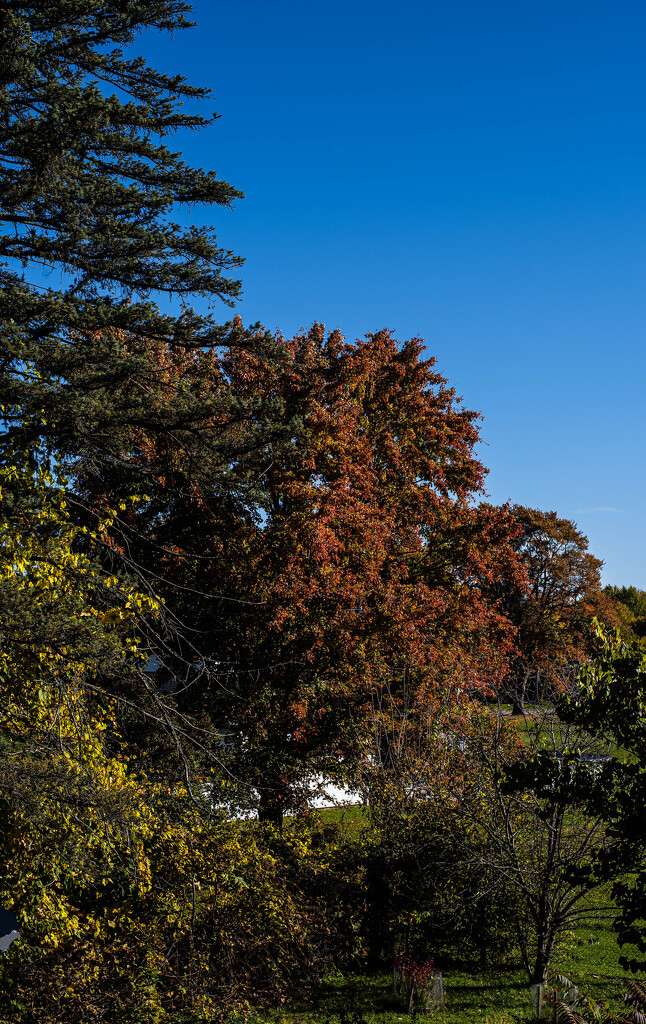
[365,858,392,970]
[531,929,556,986]
[258,788,284,829]
[511,671,530,716]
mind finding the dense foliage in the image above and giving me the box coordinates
[1,2,644,1022]
[90,322,521,825]
[0,0,247,463]
[497,506,616,713]
[560,626,646,972]
[604,585,646,640]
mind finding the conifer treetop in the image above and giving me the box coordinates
[0,1,247,455]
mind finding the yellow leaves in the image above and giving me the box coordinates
[0,441,172,960]
[0,451,160,683]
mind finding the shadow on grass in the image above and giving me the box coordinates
[240,903,646,1024]
[251,964,534,1024]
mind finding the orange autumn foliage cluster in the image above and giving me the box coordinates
[92,320,524,824]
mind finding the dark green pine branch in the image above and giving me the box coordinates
[0,1,259,464]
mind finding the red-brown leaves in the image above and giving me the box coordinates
[101,321,522,816]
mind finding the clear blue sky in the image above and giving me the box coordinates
[141,0,646,586]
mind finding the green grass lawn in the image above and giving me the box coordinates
[316,804,366,829]
[236,886,644,1024]
[249,713,639,1024]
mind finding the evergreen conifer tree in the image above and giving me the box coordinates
[0,1,248,464]
[0,2,280,799]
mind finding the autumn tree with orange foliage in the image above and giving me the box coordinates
[90,320,522,825]
[498,506,621,714]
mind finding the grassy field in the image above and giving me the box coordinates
[235,885,643,1024]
